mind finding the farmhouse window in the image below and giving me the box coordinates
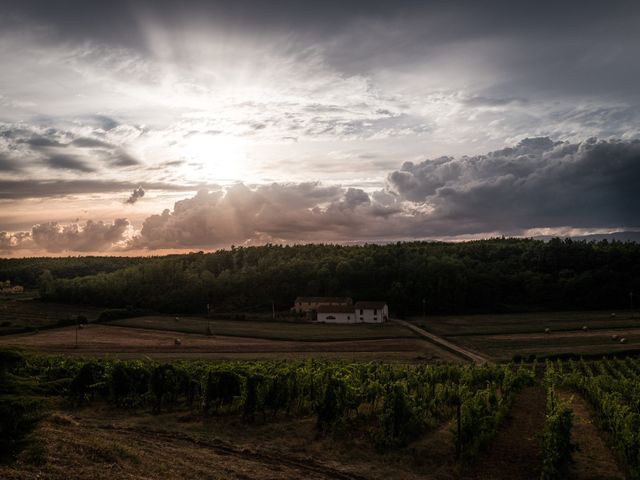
[360,309,363,314]
[374,309,377,315]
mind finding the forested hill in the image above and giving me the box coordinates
[10,238,637,316]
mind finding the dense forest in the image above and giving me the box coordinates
[2,239,640,315]
[0,256,152,288]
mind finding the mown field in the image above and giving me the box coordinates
[112,316,415,341]
[0,296,103,335]
[417,310,640,361]
[0,324,458,362]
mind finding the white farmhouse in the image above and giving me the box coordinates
[316,305,357,323]
[354,301,388,323]
[315,301,389,324]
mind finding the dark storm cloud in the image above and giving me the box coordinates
[108,150,140,167]
[71,137,114,148]
[0,179,209,199]
[387,138,640,233]
[13,1,638,104]
[18,135,65,148]
[44,154,95,172]
[0,153,20,172]
[125,186,145,204]
[0,122,144,172]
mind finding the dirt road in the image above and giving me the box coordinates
[392,318,491,364]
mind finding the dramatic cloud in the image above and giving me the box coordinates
[45,154,96,172]
[387,138,640,233]
[125,186,145,204]
[2,137,639,254]
[1,2,640,255]
[0,180,206,199]
[1,219,131,253]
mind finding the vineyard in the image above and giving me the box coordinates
[1,351,533,459]
[4,350,640,479]
[545,357,640,479]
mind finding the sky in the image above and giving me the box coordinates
[1,0,639,256]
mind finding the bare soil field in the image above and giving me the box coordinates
[112,315,415,341]
[0,324,462,362]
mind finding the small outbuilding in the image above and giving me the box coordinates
[293,297,353,314]
[354,301,388,323]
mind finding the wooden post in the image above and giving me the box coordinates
[456,400,462,459]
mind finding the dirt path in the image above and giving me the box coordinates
[557,390,625,480]
[463,386,546,480]
[392,318,491,364]
[92,423,369,480]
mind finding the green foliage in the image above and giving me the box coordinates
[540,384,574,480]
[110,361,150,407]
[204,369,242,414]
[0,350,48,461]
[69,361,107,405]
[17,239,640,314]
[557,357,640,479]
[0,394,47,460]
[376,382,420,448]
[150,364,180,411]
[316,376,349,432]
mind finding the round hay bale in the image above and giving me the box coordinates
[582,325,588,331]
[612,334,619,341]
[175,317,180,322]
[174,338,182,346]
[611,313,617,317]
[544,328,550,334]
[620,337,627,344]
[78,324,84,329]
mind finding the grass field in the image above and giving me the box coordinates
[0,297,103,335]
[112,315,416,341]
[416,310,640,361]
[0,401,458,480]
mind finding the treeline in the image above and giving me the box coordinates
[12,238,640,314]
[0,256,152,288]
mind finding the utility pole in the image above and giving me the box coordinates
[272,300,276,320]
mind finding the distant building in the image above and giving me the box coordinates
[293,296,353,314]
[314,300,389,324]
[316,305,357,323]
[354,301,388,323]
[1,285,24,294]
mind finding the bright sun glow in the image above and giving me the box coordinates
[180,134,248,181]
